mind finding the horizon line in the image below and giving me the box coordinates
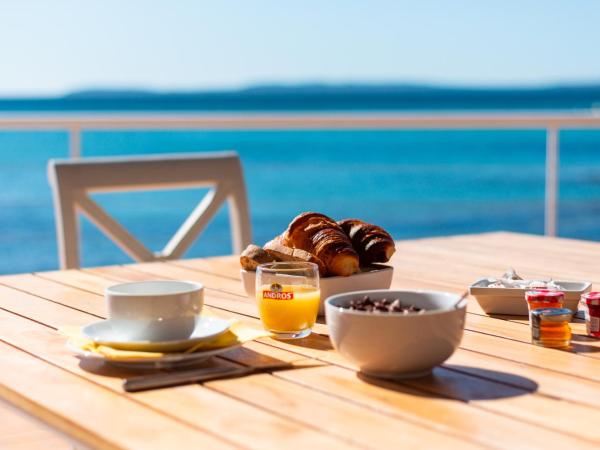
[2,79,600,100]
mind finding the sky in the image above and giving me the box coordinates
[1,1,600,96]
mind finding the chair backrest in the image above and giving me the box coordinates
[47,151,252,269]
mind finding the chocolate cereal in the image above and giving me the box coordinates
[347,295,425,314]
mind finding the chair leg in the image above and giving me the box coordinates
[228,190,252,254]
[52,191,80,270]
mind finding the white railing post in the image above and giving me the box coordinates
[69,126,81,158]
[545,127,559,236]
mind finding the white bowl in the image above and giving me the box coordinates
[325,289,466,379]
[241,265,393,315]
[106,280,204,342]
[469,278,591,315]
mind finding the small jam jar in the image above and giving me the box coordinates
[531,308,573,348]
[525,290,564,321]
[580,292,600,338]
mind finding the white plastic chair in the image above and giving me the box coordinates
[47,151,252,269]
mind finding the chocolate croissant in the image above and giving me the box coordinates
[283,212,359,276]
[338,218,395,265]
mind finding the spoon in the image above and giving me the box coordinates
[454,291,469,309]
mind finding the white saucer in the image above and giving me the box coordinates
[67,340,242,370]
[82,316,231,352]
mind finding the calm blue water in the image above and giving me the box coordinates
[2,127,600,275]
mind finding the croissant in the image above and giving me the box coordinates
[338,218,395,265]
[283,212,359,276]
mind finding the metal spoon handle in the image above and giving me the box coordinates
[455,291,469,309]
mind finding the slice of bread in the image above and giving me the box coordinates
[240,244,277,271]
[263,238,327,276]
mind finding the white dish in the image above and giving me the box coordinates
[469,278,591,315]
[68,340,242,370]
[82,316,231,352]
[241,264,393,315]
[105,280,204,342]
[325,289,466,379]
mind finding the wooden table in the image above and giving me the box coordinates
[1,232,599,449]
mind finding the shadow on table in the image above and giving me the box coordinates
[486,313,528,322]
[358,364,538,401]
[273,332,334,352]
[570,334,600,353]
[487,312,588,324]
[77,357,156,378]
[77,346,323,380]
[77,356,243,378]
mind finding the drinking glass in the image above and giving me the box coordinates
[255,262,320,339]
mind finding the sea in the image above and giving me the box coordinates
[1,86,600,275]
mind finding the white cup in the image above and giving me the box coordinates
[105,280,204,342]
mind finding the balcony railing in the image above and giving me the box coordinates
[2,111,600,237]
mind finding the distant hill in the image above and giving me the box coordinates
[63,89,158,99]
[64,84,455,99]
[2,83,600,111]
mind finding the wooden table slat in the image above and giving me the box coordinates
[0,399,90,450]
[0,341,234,450]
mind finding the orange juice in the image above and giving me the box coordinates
[257,284,320,332]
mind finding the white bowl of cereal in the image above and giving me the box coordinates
[325,289,466,379]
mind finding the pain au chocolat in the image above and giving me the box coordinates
[337,218,395,265]
[283,212,359,277]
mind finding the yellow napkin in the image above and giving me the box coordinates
[60,320,271,361]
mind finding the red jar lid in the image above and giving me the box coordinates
[525,290,565,302]
[582,292,600,306]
